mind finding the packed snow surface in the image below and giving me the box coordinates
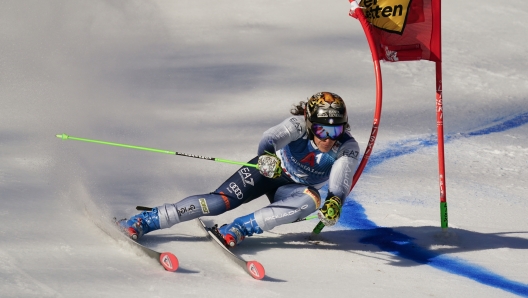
[2,1,528,297]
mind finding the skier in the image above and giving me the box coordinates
[118,91,360,247]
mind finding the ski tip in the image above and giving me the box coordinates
[246,261,265,280]
[159,252,179,272]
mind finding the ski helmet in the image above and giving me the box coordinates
[305,92,348,140]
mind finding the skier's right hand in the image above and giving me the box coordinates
[317,196,342,226]
[257,153,282,179]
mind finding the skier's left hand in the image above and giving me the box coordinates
[257,153,282,178]
[318,196,342,226]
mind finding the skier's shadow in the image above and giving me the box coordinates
[137,225,528,284]
[138,224,528,269]
[259,226,528,294]
[252,226,528,268]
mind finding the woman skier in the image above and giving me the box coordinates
[118,91,360,247]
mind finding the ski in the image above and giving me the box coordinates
[197,218,265,280]
[92,214,179,272]
[113,222,179,272]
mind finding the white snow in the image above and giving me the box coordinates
[2,0,528,297]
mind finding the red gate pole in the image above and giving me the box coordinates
[436,61,447,229]
[433,0,448,229]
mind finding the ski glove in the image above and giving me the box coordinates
[317,196,342,226]
[257,153,282,179]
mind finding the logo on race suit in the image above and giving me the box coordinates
[343,162,353,191]
[290,117,303,134]
[359,0,413,35]
[290,155,324,176]
[300,152,316,167]
[227,182,243,200]
[264,204,309,221]
[238,167,254,187]
[300,152,324,168]
[342,148,359,159]
[198,198,210,214]
[177,204,196,216]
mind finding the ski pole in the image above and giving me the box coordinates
[311,221,326,235]
[56,134,258,168]
[291,214,318,223]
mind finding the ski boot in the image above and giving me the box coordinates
[116,208,161,240]
[217,214,263,248]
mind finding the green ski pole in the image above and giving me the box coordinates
[56,134,258,168]
[311,221,326,235]
[291,214,318,223]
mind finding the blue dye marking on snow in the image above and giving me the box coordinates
[332,112,528,296]
[463,112,528,137]
[364,112,528,173]
[337,201,528,297]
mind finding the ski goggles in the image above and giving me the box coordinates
[311,123,345,140]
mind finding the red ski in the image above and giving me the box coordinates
[92,215,179,272]
[120,235,179,272]
[197,218,265,280]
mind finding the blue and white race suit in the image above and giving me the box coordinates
[157,116,360,231]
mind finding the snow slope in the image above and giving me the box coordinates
[1,0,528,297]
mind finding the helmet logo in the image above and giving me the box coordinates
[308,92,345,119]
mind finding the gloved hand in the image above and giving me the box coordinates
[317,196,342,226]
[257,153,282,179]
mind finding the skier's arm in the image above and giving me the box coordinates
[327,139,360,200]
[257,116,305,155]
[255,117,305,178]
[318,138,360,226]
